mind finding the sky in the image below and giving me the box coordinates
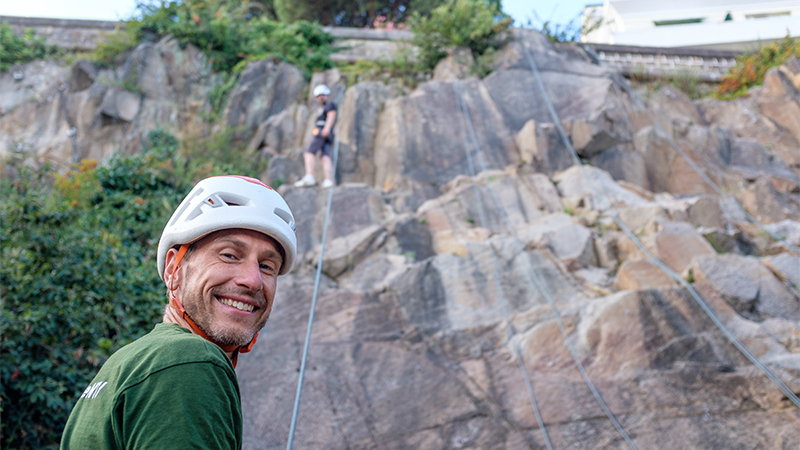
[0,0,592,27]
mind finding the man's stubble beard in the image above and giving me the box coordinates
[180,271,271,347]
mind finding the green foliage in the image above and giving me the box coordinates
[534,18,580,43]
[473,46,498,78]
[273,0,446,27]
[411,0,511,71]
[131,0,334,74]
[207,70,242,121]
[716,36,800,99]
[337,48,425,88]
[243,19,335,75]
[0,22,58,71]
[88,22,141,67]
[181,127,269,180]
[528,12,601,44]
[0,128,264,448]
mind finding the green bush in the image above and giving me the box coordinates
[716,36,800,99]
[272,0,448,28]
[337,48,425,88]
[88,22,141,67]
[410,0,511,70]
[84,0,334,75]
[129,0,334,74]
[0,129,263,449]
[0,21,58,71]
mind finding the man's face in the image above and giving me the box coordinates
[173,229,283,347]
[316,94,328,105]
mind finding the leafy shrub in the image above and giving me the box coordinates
[131,0,334,74]
[272,0,447,28]
[88,22,141,67]
[337,48,426,88]
[0,129,264,449]
[84,0,334,75]
[525,10,606,44]
[0,21,58,71]
[716,36,800,99]
[410,0,511,70]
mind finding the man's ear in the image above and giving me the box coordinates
[164,247,182,292]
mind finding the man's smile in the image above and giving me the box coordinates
[216,296,256,313]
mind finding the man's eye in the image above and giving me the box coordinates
[260,263,276,272]
[222,253,236,260]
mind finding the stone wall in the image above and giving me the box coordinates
[0,15,121,52]
[0,15,413,61]
[585,43,740,82]
[2,15,742,80]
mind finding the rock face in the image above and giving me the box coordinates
[4,29,800,450]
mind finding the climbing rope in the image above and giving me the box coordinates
[521,41,800,409]
[581,45,800,256]
[451,78,639,450]
[450,78,554,450]
[286,87,346,450]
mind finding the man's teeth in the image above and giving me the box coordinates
[218,297,254,312]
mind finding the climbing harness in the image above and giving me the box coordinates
[286,87,346,450]
[521,41,800,410]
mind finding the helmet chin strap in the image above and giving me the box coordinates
[169,244,258,369]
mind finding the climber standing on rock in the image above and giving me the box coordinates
[295,84,337,189]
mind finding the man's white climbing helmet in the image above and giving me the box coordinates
[313,84,331,97]
[157,175,297,279]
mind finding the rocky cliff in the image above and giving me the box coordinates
[3,28,800,449]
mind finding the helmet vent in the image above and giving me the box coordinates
[169,188,204,226]
[203,194,226,208]
[274,207,296,233]
[218,192,251,207]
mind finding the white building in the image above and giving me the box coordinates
[582,0,800,51]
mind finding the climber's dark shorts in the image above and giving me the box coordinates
[305,133,332,158]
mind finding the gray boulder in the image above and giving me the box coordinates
[226,59,305,132]
[247,104,307,155]
[432,46,475,81]
[281,184,390,257]
[337,82,392,183]
[69,60,97,92]
[553,165,651,210]
[373,78,518,196]
[516,213,598,270]
[98,87,140,122]
[689,253,800,321]
[312,224,387,278]
[738,179,800,224]
[515,119,574,174]
[763,253,800,290]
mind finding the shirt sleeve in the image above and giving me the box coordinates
[325,102,337,114]
[114,362,241,450]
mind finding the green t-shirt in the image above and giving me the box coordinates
[60,323,242,450]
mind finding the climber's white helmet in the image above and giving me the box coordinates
[313,84,331,97]
[157,175,297,279]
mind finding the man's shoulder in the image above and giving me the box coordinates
[105,323,233,386]
[324,101,337,112]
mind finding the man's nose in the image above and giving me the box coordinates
[235,259,263,291]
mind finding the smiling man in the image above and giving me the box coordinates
[61,176,297,450]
